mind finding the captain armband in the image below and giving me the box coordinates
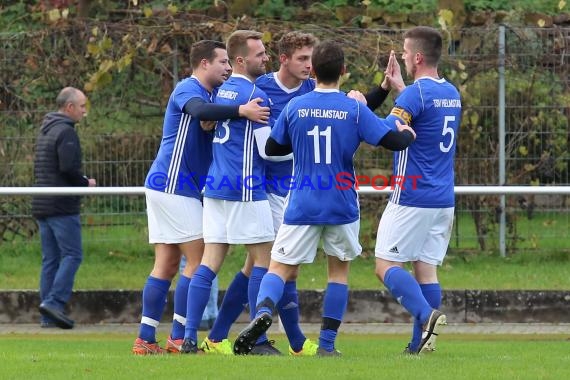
[390,107,412,125]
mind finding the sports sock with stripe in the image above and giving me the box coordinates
[170,274,191,340]
[139,276,171,343]
[319,282,348,352]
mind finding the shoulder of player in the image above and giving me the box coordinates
[173,77,203,94]
[304,78,316,90]
[253,86,270,101]
[254,73,273,85]
[288,90,317,106]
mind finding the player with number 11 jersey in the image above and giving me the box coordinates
[271,89,394,225]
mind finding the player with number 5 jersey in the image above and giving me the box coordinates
[374,26,462,355]
[386,71,461,208]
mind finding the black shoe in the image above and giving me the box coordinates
[418,309,446,353]
[180,338,198,354]
[40,321,57,328]
[250,340,282,356]
[39,303,74,329]
[233,312,273,355]
[316,347,342,357]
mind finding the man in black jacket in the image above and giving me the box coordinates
[32,87,96,329]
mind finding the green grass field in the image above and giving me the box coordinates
[1,213,568,377]
[0,333,568,379]
[1,212,568,290]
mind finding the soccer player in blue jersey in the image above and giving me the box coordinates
[254,31,320,356]
[180,30,293,355]
[195,31,320,357]
[132,40,270,355]
[374,26,462,354]
[233,40,416,356]
[256,31,317,232]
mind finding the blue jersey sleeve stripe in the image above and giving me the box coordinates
[416,81,426,113]
[390,148,408,204]
[242,120,255,202]
[248,85,257,101]
[165,113,191,194]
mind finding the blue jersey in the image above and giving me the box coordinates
[387,77,461,208]
[256,73,316,196]
[271,89,391,225]
[204,74,271,202]
[145,76,214,200]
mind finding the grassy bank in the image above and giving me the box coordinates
[1,211,568,290]
[1,239,569,290]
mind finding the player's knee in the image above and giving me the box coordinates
[374,266,386,283]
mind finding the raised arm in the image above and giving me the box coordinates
[349,50,406,111]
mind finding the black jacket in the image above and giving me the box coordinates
[31,112,89,218]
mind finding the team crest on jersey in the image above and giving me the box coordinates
[390,107,412,125]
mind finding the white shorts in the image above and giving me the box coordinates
[203,198,275,244]
[375,202,454,266]
[145,189,203,244]
[267,192,286,235]
[271,221,362,265]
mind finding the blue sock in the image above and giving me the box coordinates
[319,282,348,352]
[184,265,216,342]
[248,266,269,344]
[410,283,442,351]
[255,273,285,316]
[139,276,171,343]
[383,267,432,323]
[277,281,306,352]
[170,274,191,340]
[208,271,249,342]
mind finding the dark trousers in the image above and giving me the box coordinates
[37,214,83,322]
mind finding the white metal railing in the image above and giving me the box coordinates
[0,187,148,195]
[1,186,569,256]
[1,186,569,196]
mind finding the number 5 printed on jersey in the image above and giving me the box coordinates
[439,115,456,153]
[213,119,230,144]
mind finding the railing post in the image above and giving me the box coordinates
[498,25,507,257]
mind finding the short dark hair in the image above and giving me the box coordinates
[311,40,344,84]
[278,31,318,57]
[403,26,442,66]
[226,30,263,62]
[190,40,226,69]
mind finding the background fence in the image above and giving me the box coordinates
[1,23,569,254]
